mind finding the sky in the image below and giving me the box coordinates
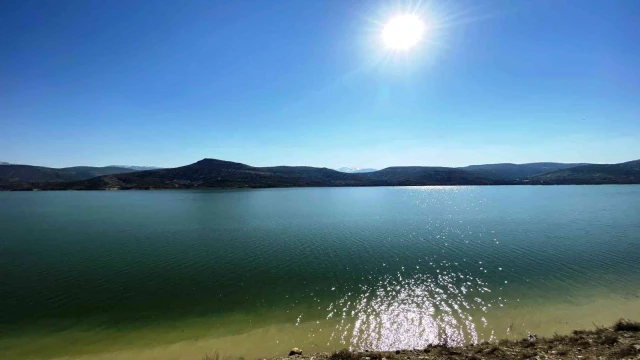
[1,0,639,169]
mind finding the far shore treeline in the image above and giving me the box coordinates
[1,158,639,191]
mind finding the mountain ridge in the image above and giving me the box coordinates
[459,162,591,180]
[529,159,640,184]
[109,165,163,171]
[1,158,639,190]
[0,165,140,183]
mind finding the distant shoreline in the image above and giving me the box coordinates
[3,182,640,192]
[2,158,639,191]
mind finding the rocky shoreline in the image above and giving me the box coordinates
[261,319,640,360]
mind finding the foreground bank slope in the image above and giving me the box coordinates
[265,319,640,360]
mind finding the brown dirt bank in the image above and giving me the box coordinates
[254,319,640,360]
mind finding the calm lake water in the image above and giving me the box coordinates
[1,186,640,360]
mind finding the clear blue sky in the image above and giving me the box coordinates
[1,0,639,168]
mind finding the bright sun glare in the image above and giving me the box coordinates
[382,14,425,50]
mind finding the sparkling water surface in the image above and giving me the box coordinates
[1,186,639,359]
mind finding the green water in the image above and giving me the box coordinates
[1,186,640,359]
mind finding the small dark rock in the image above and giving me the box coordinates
[289,348,303,356]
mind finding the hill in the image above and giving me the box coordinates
[2,158,639,191]
[0,165,140,183]
[530,160,640,184]
[460,162,589,180]
[27,159,500,190]
[109,165,163,171]
[359,166,497,185]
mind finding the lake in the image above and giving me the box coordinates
[1,186,639,360]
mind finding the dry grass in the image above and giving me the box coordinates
[613,318,640,332]
[598,333,618,346]
[202,351,242,360]
[612,344,639,358]
[329,349,357,360]
[202,351,221,360]
[329,349,396,360]
[518,350,537,359]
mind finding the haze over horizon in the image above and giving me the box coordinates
[2,0,639,169]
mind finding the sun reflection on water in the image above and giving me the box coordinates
[327,260,503,350]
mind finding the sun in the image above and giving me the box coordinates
[382,14,425,50]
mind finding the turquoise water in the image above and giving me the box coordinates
[1,186,639,359]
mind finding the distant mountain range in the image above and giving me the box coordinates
[0,165,141,183]
[458,162,590,180]
[336,167,378,173]
[109,165,163,171]
[1,161,159,169]
[528,160,640,184]
[1,159,639,191]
